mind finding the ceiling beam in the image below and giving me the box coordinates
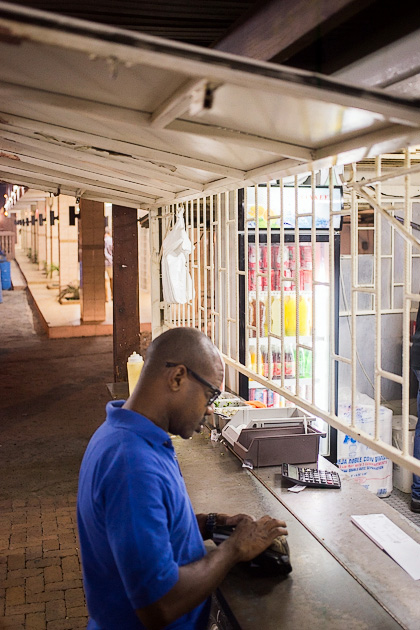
[0,90,246,179]
[150,78,213,128]
[0,130,206,191]
[213,0,375,62]
[0,160,165,204]
[0,81,314,161]
[0,172,143,209]
[0,138,185,197]
[0,111,243,179]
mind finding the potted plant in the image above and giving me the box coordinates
[58,282,80,304]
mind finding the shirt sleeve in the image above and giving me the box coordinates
[102,442,179,611]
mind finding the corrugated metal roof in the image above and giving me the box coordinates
[1,2,420,209]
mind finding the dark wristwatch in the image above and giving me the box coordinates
[205,512,218,538]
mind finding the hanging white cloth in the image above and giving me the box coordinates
[161,209,193,304]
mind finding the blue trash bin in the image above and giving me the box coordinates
[0,259,11,290]
[0,272,3,303]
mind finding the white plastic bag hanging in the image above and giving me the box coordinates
[161,209,193,304]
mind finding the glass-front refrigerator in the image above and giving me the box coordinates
[238,183,342,459]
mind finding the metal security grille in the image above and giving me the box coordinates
[150,150,420,477]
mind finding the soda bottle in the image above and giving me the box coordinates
[248,243,256,291]
[260,244,268,290]
[284,339,295,378]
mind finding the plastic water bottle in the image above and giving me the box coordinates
[127,352,144,396]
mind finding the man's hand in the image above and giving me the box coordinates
[222,515,288,563]
[216,512,254,528]
[138,513,287,629]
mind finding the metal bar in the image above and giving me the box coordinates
[329,170,335,415]
[267,181,272,381]
[402,149,412,457]
[197,197,202,332]
[255,185,261,377]
[234,189,240,364]
[225,191,231,357]
[374,156,382,442]
[355,187,420,252]
[217,193,223,351]
[351,181,358,430]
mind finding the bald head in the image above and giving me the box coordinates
[144,327,221,381]
[124,327,224,437]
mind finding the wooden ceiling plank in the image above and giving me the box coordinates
[214,0,374,62]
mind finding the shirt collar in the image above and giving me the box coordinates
[105,400,173,449]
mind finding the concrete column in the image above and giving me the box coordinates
[80,199,106,323]
[58,195,79,293]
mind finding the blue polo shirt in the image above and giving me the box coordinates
[77,401,210,630]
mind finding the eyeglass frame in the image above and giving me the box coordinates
[165,362,221,406]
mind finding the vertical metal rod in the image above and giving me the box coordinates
[402,149,412,455]
[210,195,215,343]
[311,172,316,404]
[280,179,285,392]
[217,193,223,351]
[374,156,382,441]
[244,187,250,374]
[197,197,202,332]
[190,200,195,329]
[267,181,272,381]
[294,176,300,398]
[255,185,261,376]
[329,169,335,415]
[234,189,240,363]
[351,178,358,429]
[225,191,231,357]
[203,196,208,338]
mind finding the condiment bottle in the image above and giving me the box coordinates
[127,352,144,396]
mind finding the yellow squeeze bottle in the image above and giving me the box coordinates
[127,352,144,396]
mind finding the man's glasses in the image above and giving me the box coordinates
[165,362,221,406]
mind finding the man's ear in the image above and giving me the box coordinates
[168,365,187,392]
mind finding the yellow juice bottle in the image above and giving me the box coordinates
[299,295,308,336]
[284,294,296,336]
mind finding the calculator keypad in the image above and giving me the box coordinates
[282,464,341,488]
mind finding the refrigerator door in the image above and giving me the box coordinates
[246,238,331,455]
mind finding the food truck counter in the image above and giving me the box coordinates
[174,429,420,630]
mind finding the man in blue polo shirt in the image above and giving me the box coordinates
[77,327,287,630]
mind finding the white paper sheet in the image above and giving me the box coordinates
[351,513,420,580]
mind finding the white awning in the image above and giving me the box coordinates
[1,1,420,209]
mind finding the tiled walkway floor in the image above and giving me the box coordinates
[1,496,87,630]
